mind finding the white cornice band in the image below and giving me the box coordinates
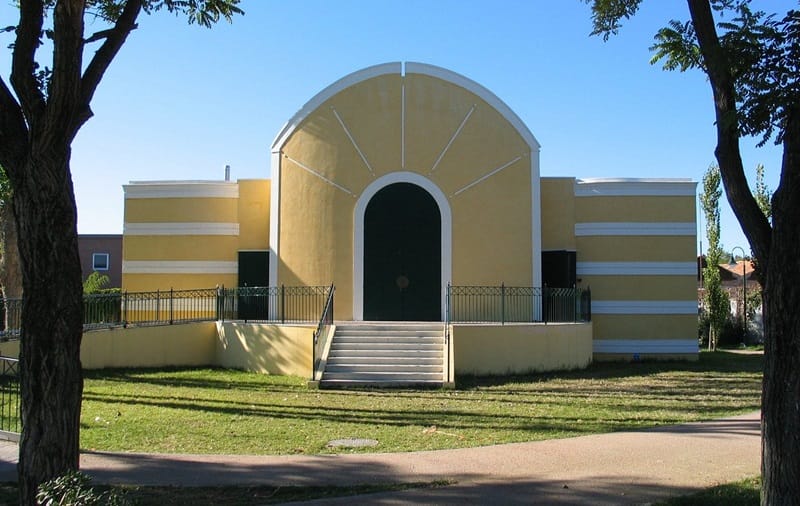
[575,222,696,237]
[575,178,697,197]
[124,223,240,236]
[577,262,697,276]
[593,339,699,354]
[592,300,697,315]
[123,261,238,274]
[124,182,239,199]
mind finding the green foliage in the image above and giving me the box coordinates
[36,470,129,506]
[754,163,771,220]
[588,1,799,147]
[83,271,110,294]
[648,2,800,146]
[584,0,644,40]
[701,165,730,349]
[0,165,10,209]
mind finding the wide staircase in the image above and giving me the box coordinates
[320,322,445,388]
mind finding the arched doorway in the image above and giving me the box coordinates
[363,183,441,321]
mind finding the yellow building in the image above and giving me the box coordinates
[122,62,698,375]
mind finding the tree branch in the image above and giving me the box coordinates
[0,76,29,171]
[10,0,47,129]
[77,0,143,131]
[46,0,88,146]
[687,0,772,270]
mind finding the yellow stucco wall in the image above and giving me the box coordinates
[1,322,311,376]
[277,70,533,319]
[215,322,313,377]
[452,323,592,375]
[81,323,217,368]
[541,178,576,251]
[124,198,239,223]
[238,179,270,251]
[0,323,217,368]
[574,181,698,353]
[122,274,237,292]
[122,180,270,292]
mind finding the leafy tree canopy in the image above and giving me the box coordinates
[586,0,800,147]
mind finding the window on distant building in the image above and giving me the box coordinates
[92,253,110,271]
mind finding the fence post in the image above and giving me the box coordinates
[446,283,451,324]
[586,286,592,322]
[169,288,174,325]
[501,283,506,325]
[122,291,128,327]
[281,284,286,324]
[543,284,549,325]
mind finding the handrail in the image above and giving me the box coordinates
[312,284,335,380]
[444,283,451,384]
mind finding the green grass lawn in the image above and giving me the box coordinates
[79,351,762,455]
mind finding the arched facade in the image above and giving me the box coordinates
[269,62,542,320]
[121,62,700,361]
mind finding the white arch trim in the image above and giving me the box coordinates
[353,172,452,321]
[269,62,542,293]
[271,62,402,151]
[271,61,540,153]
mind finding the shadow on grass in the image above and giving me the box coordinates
[456,351,763,389]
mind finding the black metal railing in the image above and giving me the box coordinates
[120,288,219,326]
[447,284,591,324]
[0,356,20,436]
[312,284,335,379]
[218,285,333,324]
[0,285,336,336]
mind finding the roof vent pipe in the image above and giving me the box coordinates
[224,164,231,181]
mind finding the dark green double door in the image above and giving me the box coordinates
[363,183,441,321]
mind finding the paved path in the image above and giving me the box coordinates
[0,411,761,505]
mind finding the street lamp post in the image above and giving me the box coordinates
[729,246,747,339]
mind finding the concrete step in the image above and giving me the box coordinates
[322,371,444,382]
[320,321,447,387]
[324,356,443,365]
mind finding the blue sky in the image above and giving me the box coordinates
[0,1,787,254]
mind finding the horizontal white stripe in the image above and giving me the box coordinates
[593,339,699,354]
[124,182,239,199]
[124,222,240,236]
[575,179,697,197]
[575,222,696,236]
[123,261,238,274]
[592,300,698,315]
[577,262,696,276]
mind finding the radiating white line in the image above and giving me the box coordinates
[332,107,374,176]
[430,105,475,174]
[453,156,522,196]
[284,155,355,196]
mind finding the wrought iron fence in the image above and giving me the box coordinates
[0,285,335,336]
[218,285,333,324]
[447,284,591,324]
[0,356,20,437]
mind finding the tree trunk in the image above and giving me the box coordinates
[0,200,23,330]
[761,109,800,505]
[15,150,84,505]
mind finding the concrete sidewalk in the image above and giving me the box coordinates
[0,411,761,504]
